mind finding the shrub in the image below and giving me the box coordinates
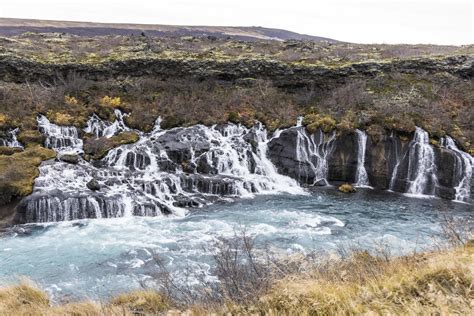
[303,113,336,133]
[48,112,74,125]
[64,95,79,105]
[99,95,122,108]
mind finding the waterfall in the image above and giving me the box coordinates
[354,129,370,187]
[441,136,473,202]
[37,115,83,153]
[0,128,23,148]
[84,110,130,138]
[295,127,335,185]
[405,127,438,196]
[388,131,401,191]
[24,116,305,223]
[296,116,303,127]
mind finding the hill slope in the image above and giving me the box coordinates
[0,18,338,42]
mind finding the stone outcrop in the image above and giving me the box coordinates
[268,127,473,201]
[0,54,472,87]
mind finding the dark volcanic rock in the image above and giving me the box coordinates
[328,132,358,183]
[59,154,79,164]
[1,54,472,87]
[86,179,101,191]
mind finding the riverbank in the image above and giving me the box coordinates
[1,241,472,315]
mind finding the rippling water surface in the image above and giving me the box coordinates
[0,188,471,301]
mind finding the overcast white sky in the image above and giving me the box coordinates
[1,0,472,45]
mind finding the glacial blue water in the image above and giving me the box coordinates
[0,188,471,302]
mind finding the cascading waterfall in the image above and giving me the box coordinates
[0,128,23,148]
[294,127,335,185]
[37,115,83,153]
[22,115,304,223]
[16,115,474,224]
[84,110,130,138]
[354,129,370,187]
[405,127,438,196]
[441,136,473,202]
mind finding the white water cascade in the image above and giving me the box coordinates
[0,128,23,148]
[37,115,83,154]
[405,127,438,196]
[354,129,370,187]
[84,110,130,138]
[441,136,473,202]
[294,127,336,185]
[22,116,305,223]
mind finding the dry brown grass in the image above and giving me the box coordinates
[256,244,474,315]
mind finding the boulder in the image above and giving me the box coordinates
[86,179,101,191]
[59,154,79,164]
[338,183,356,193]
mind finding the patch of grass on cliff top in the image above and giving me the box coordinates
[0,145,56,202]
[1,33,472,66]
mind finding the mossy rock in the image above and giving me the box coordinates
[17,130,45,146]
[0,145,56,205]
[338,183,356,193]
[83,131,140,160]
[0,146,23,156]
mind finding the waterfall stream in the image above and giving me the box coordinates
[22,115,304,223]
[0,128,23,148]
[37,115,83,154]
[441,136,473,202]
[405,127,438,196]
[295,128,336,185]
[84,110,130,138]
[354,129,370,187]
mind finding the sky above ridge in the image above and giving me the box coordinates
[1,0,472,45]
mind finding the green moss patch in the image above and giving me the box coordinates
[83,131,140,160]
[0,145,56,205]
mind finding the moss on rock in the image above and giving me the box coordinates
[0,145,56,205]
[0,146,23,156]
[338,183,356,193]
[17,130,45,146]
[83,131,140,160]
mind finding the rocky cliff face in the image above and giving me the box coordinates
[1,54,472,87]
[268,127,473,201]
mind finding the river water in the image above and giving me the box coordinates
[0,188,471,301]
